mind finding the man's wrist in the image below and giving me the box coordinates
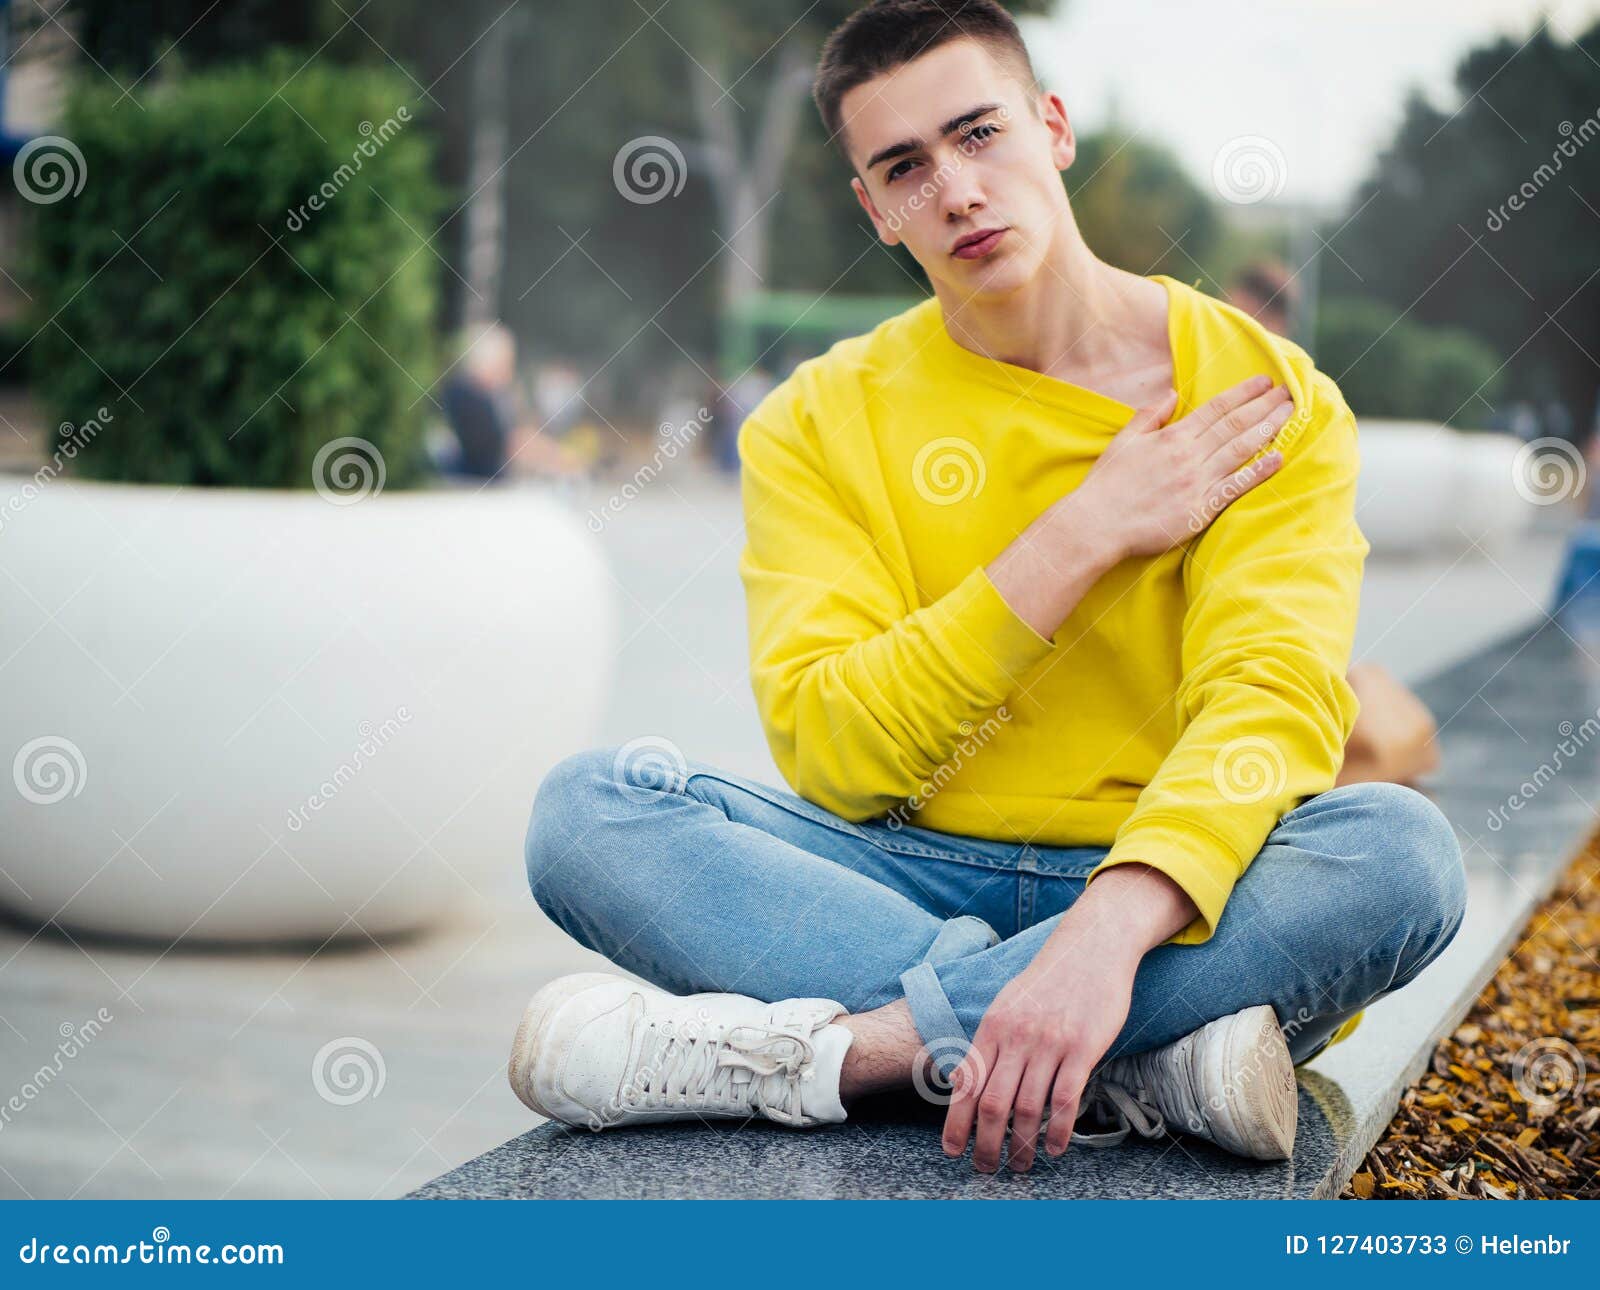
[1049,862,1199,962]
[1045,492,1125,575]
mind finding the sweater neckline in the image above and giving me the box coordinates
[920,273,1189,426]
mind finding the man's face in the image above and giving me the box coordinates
[841,39,1075,301]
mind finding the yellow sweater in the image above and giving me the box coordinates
[737,275,1369,946]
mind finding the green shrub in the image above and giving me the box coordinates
[26,52,440,488]
[0,319,31,386]
[1315,296,1503,428]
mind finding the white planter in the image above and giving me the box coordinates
[0,477,614,943]
[1355,420,1537,555]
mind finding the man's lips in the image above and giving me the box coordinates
[952,227,1007,259]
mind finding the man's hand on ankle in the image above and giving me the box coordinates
[941,863,1199,1173]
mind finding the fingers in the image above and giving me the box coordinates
[1196,383,1293,458]
[941,1038,993,1158]
[1191,373,1275,431]
[1124,387,1178,433]
[1193,451,1285,532]
[971,1052,1026,1172]
[1006,1061,1058,1172]
[1044,1061,1088,1157]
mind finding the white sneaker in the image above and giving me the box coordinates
[1073,1004,1298,1160]
[508,972,854,1131]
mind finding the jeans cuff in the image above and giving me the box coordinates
[899,961,971,1077]
[924,913,999,961]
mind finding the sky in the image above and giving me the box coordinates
[1023,0,1600,212]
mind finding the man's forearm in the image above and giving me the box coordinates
[986,493,1123,641]
[1032,862,1201,972]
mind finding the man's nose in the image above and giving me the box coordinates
[938,163,986,220]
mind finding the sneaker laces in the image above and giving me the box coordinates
[1061,1073,1168,1148]
[621,1003,816,1126]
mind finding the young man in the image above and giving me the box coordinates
[510,0,1467,1174]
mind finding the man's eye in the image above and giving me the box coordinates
[967,123,999,142]
[886,159,916,183]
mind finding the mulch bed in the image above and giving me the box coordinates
[1342,832,1599,1199]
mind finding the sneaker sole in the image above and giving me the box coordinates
[1217,1004,1298,1160]
[507,971,630,1121]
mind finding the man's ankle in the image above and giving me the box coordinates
[836,1000,926,1103]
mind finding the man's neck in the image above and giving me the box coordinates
[932,219,1171,399]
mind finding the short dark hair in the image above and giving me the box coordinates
[812,0,1039,157]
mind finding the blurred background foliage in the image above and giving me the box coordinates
[11,0,1600,438]
[27,52,439,486]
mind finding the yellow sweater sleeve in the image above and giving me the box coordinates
[738,398,1057,822]
[1087,369,1370,944]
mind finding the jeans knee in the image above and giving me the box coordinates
[1359,781,1467,970]
[523,744,625,913]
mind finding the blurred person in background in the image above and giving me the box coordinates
[434,324,586,483]
[1227,258,1297,339]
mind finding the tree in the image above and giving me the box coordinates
[1322,19,1600,429]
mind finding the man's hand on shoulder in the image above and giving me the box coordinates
[940,862,1198,1172]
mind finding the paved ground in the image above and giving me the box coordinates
[0,459,1578,1199]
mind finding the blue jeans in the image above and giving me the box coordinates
[523,745,1467,1073]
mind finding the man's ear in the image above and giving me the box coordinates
[851,176,901,247]
[1038,90,1076,172]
